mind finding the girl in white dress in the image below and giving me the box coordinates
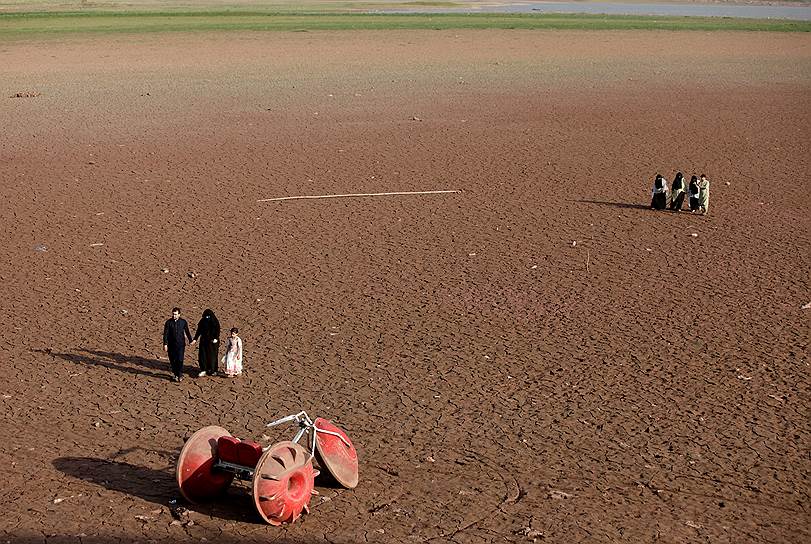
[222,327,243,377]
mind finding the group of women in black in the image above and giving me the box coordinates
[651,172,710,214]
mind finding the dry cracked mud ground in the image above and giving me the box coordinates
[0,30,809,543]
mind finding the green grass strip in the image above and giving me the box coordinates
[1,11,809,39]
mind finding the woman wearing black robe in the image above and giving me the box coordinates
[194,309,221,377]
[650,174,668,210]
[669,172,686,211]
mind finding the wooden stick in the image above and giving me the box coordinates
[257,189,460,203]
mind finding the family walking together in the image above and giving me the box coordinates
[162,307,243,382]
[651,172,710,214]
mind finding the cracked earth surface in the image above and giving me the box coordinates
[0,30,809,543]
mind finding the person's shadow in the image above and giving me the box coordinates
[52,456,257,523]
[35,348,172,380]
[575,199,651,210]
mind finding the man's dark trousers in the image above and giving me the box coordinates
[168,346,185,377]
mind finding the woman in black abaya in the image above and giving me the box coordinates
[669,172,686,211]
[193,309,221,377]
[650,174,668,210]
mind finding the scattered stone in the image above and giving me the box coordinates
[424,456,435,463]
[801,302,811,310]
[572,240,577,246]
[33,244,48,252]
[120,309,129,315]
[691,233,698,237]
[515,527,544,541]
[161,268,169,273]
[187,272,196,278]
[548,490,571,500]
[725,181,730,186]
[685,520,703,529]
[134,515,154,522]
[411,116,422,121]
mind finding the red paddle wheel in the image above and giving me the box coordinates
[314,417,359,489]
[253,441,319,525]
[176,426,235,503]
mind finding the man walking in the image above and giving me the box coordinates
[163,307,193,382]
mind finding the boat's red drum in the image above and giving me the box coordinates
[314,417,359,489]
[176,426,235,503]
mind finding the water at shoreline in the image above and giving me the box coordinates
[380,2,811,21]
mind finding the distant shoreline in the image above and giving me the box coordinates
[1,1,810,40]
[1,1,810,14]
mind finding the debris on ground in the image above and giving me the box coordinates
[170,505,189,520]
[547,490,571,500]
[514,526,544,541]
